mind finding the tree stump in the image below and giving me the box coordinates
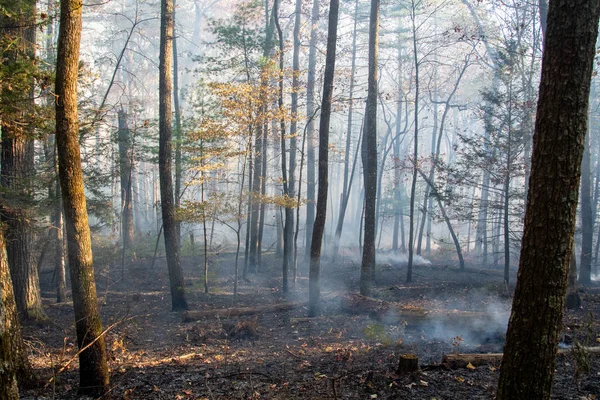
[396,354,419,374]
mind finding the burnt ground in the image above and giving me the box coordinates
[19,246,600,399]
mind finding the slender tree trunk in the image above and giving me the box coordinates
[173,0,184,245]
[332,0,359,259]
[159,0,189,311]
[407,0,420,283]
[309,0,339,317]
[497,1,600,398]
[118,109,134,260]
[360,0,379,296]
[55,0,110,393]
[274,0,292,293]
[305,0,319,259]
[580,131,593,285]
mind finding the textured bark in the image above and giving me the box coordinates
[496,1,600,399]
[360,0,379,296]
[0,228,31,399]
[309,0,339,317]
[159,0,189,311]
[0,0,45,322]
[55,0,110,394]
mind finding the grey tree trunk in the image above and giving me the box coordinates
[360,0,380,296]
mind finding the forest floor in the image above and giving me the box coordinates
[20,245,600,399]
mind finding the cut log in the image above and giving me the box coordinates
[396,354,419,374]
[442,347,600,369]
[182,302,304,322]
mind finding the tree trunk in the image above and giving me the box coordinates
[173,0,184,246]
[309,0,339,317]
[407,0,420,283]
[118,109,134,260]
[0,227,32,399]
[360,0,379,296]
[332,0,359,259]
[55,0,110,393]
[274,0,292,293]
[159,0,189,311]
[0,0,45,323]
[496,1,600,398]
[579,133,593,285]
[305,0,319,260]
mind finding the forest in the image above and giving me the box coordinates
[1,0,600,398]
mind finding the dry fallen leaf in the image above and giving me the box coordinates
[419,380,429,387]
[456,376,465,383]
[466,362,476,370]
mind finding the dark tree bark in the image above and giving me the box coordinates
[406,0,420,283]
[274,0,292,293]
[55,0,110,394]
[309,0,339,317]
[0,0,45,322]
[360,0,379,296]
[496,1,600,399]
[159,0,189,311]
[118,109,134,258]
[0,227,31,400]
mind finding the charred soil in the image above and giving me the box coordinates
[20,249,600,399]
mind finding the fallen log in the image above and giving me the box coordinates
[340,293,507,328]
[182,302,304,322]
[442,347,600,369]
[442,353,503,369]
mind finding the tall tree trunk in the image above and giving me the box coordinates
[579,129,593,285]
[305,0,319,259]
[393,43,405,253]
[309,0,339,317]
[159,0,189,311]
[274,0,292,293]
[332,0,359,259]
[406,0,420,283]
[0,227,33,399]
[173,0,184,246]
[118,109,134,261]
[55,0,110,393]
[0,0,45,323]
[496,1,600,398]
[360,0,379,296]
